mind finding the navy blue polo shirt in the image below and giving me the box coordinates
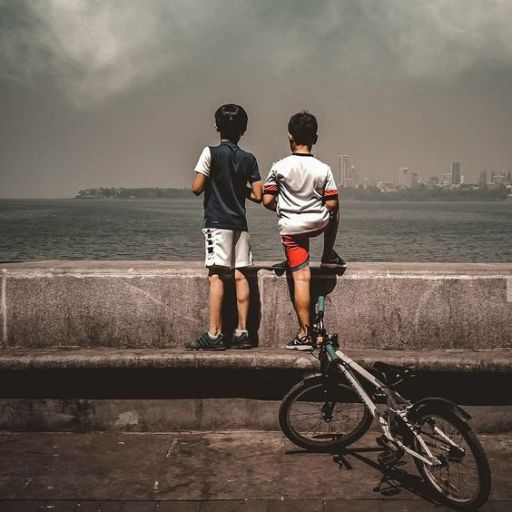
[194,141,261,231]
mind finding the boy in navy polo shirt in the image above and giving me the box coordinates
[185,104,262,351]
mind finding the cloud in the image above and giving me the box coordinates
[1,0,511,106]
[0,0,185,104]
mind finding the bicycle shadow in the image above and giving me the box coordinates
[334,447,437,503]
[285,444,462,510]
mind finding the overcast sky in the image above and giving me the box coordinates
[1,0,511,198]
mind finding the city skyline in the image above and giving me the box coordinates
[336,155,511,189]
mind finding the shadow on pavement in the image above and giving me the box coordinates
[286,444,471,511]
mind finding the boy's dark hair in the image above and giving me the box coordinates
[215,104,248,141]
[288,111,318,146]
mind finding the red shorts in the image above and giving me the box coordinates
[281,228,324,271]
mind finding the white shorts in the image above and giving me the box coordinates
[202,228,253,269]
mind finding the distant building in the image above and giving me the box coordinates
[507,171,512,185]
[338,155,350,187]
[428,176,439,187]
[451,162,461,185]
[398,167,410,187]
[442,173,452,186]
[350,165,358,188]
[492,171,507,186]
[338,155,359,188]
[378,181,399,193]
[479,170,488,188]
[411,172,418,188]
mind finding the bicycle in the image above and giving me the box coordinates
[279,294,492,510]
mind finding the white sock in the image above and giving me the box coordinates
[208,331,220,340]
[235,329,248,336]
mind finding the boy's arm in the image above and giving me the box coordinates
[247,180,263,203]
[192,173,207,196]
[323,166,338,212]
[262,168,278,211]
[246,156,263,203]
[191,147,211,196]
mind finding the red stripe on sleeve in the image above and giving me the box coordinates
[323,189,338,198]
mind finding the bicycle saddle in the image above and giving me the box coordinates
[373,361,415,385]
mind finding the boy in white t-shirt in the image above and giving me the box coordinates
[263,111,344,350]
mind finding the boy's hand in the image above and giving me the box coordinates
[263,193,277,211]
[247,180,263,203]
[324,198,339,213]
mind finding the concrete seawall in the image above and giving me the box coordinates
[1,261,511,349]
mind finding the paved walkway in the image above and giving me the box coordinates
[0,431,510,511]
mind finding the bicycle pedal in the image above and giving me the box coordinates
[376,435,389,448]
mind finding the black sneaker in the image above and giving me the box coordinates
[285,334,315,351]
[320,251,347,271]
[231,331,253,349]
[185,332,226,351]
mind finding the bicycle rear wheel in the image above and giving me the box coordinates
[279,377,373,451]
[411,407,491,509]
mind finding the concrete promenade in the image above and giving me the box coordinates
[0,430,511,511]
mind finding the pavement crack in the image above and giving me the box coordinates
[166,438,179,458]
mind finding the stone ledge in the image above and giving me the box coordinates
[3,260,512,276]
[1,347,512,373]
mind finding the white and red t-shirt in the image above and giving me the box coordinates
[263,153,338,235]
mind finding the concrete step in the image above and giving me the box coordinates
[1,347,512,433]
[1,346,512,372]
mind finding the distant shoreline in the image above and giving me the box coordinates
[74,186,511,202]
[75,187,191,200]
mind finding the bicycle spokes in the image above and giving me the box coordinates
[415,415,481,503]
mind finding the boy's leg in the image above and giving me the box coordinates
[186,229,233,350]
[291,266,311,337]
[208,267,226,335]
[185,264,227,350]
[282,234,314,348]
[232,231,253,349]
[234,269,249,331]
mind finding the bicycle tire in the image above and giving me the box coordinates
[279,377,373,452]
[410,405,491,510]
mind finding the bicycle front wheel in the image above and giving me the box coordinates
[279,377,373,451]
[412,406,491,510]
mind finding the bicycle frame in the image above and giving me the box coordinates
[324,345,441,466]
[313,296,443,467]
